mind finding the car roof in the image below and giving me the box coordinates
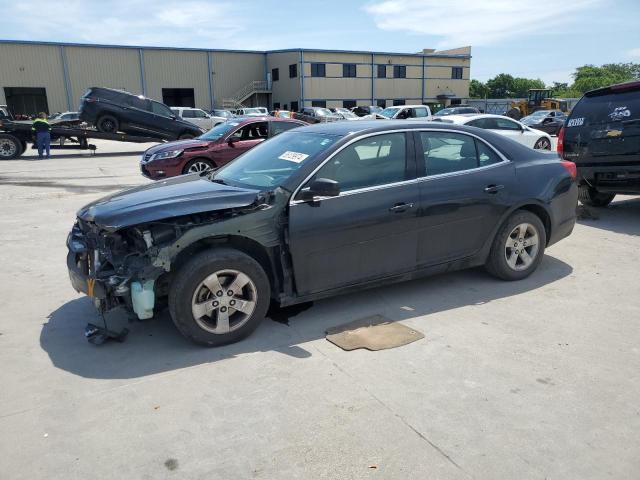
[230,115,304,124]
[431,113,508,124]
[294,119,487,136]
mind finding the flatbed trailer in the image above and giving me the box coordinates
[0,119,165,159]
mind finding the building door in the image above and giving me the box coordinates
[161,88,195,107]
[4,87,48,116]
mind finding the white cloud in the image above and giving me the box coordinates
[364,0,602,48]
[628,48,640,59]
[6,0,245,48]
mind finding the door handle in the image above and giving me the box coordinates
[389,202,414,213]
[484,184,504,194]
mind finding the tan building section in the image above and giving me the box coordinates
[142,49,210,108]
[0,43,68,113]
[0,41,471,116]
[267,51,301,110]
[212,51,265,105]
[65,46,141,107]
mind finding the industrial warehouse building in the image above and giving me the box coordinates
[0,40,470,116]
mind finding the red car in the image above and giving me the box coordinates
[140,116,306,179]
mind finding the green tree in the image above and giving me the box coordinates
[469,79,488,98]
[572,63,640,93]
[486,73,515,98]
[511,77,545,97]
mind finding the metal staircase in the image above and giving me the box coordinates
[222,80,271,109]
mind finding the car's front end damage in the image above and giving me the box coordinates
[66,173,286,321]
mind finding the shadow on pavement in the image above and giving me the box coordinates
[15,150,148,160]
[577,197,640,236]
[42,255,573,380]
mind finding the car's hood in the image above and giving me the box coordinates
[145,138,212,155]
[77,174,261,231]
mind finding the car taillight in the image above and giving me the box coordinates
[557,126,565,158]
[560,160,577,180]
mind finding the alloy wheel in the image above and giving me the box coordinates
[535,138,551,150]
[504,223,540,271]
[187,161,212,173]
[191,269,257,334]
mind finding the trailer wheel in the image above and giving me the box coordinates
[97,115,119,133]
[0,134,22,159]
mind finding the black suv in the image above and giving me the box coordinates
[559,81,640,206]
[79,87,203,140]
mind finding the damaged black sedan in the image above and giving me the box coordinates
[67,121,578,346]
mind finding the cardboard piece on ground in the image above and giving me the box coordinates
[325,315,424,351]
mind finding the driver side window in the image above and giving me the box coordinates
[311,133,407,192]
[230,122,269,140]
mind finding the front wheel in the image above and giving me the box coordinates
[168,248,271,346]
[183,158,215,174]
[534,137,551,150]
[578,185,615,207]
[96,115,119,133]
[485,210,547,281]
[0,134,22,159]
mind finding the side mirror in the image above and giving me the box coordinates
[300,178,340,200]
[227,136,240,145]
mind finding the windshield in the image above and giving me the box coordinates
[379,107,401,118]
[198,121,238,140]
[435,108,456,116]
[370,106,383,113]
[315,108,333,117]
[243,108,262,114]
[213,132,339,189]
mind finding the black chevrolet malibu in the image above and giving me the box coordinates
[67,121,578,346]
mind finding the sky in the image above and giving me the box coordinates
[1,0,639,84]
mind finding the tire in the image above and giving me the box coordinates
[0,134,22,159]
[485,210,547,281]
[168,248,271,346]
[183,158,215,175]
[534,137,551,150]
[578,185,615,207]
[96,115,119,133]
[179,133,195,140]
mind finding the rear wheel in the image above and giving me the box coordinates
[534,137,551,150]
[96,115,119,133]
[169,248,270,346]
[485,210,547,281]
[183,158,215,174]
[0,134,22,159]
[578,185,615,207]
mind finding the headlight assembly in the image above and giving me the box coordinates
[149,149,183,162]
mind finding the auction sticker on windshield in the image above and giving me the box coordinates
[279,151,309,163]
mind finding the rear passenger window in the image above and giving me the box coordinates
[312,133,407,191]
[467,118,490,129]
[270,121,300,137]
[476,140,502,167]
[420,132,478,176]
[182,110,195,118]
[494,118,522,130]
[413,107,428,118]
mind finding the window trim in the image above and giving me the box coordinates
[290,129,417,205]
[412,129,510,181]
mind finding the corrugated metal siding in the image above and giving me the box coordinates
[65,46,141,107]
[213,52,265,103]
[0,44,68,112]
[143,49,210,107]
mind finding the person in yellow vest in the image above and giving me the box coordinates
[32,112,52,159]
